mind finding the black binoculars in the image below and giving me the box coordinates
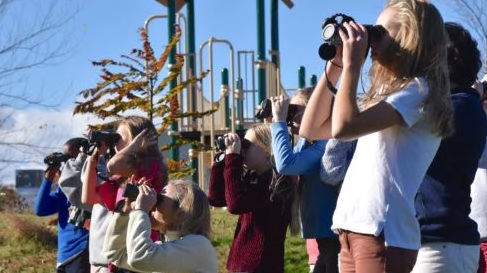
[83,130,121,157]
[255,98,299,125]
[43,152,70,166]
[319,13,386,61]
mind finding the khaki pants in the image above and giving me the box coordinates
[338,229,417,273]
[411,242,479,273]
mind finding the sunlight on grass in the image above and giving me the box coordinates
[0,209,309,272]
[210,208,309,273]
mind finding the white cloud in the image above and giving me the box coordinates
[0,107,100,186]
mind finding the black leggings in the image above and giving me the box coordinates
[313,237,340,273]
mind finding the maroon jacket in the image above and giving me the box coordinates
[208,154,293,273]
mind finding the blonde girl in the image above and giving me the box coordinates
[299,0,453,272]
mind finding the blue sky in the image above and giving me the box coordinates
[1,0,462,184]
[12,0,459,109]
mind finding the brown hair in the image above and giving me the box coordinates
[118,116,168,186]
[293,87,314,105]
[168,179,211,239]
[247,123,300,235]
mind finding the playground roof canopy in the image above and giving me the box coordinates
[155,0,186,12]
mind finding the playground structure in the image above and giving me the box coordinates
[149,0,317,189]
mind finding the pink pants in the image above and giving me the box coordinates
[307,239,319,265]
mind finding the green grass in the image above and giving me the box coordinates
[211,208,309,273]
[0,209,309,273]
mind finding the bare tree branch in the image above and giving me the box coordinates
[0,142,56,150]
[0,0,80,171]
[0,159,39,164]
[0,92,57,108]
[0,0,79,93]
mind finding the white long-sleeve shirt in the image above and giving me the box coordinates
[103,211,218,273]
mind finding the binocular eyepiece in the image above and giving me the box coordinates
[44,138,90,167]
[214,135,251,152]
[89,130,121,147]
[213,130,251,163]
[43,152,70,166]
[123,183,141,200]
[123,183,165,206]
[84,130,121,156]
[255,98,299,125]
[319,13,386,61]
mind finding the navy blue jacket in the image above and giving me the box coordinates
[415,88,487,245]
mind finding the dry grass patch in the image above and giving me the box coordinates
[0,208,308,272]
[0,213,57,272]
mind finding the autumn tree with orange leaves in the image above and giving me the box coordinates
[73,25,216,177]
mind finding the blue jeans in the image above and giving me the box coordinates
[57,249,90,273]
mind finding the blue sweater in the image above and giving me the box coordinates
[34,178,89,265]
[271,122,338,238]
[415,89,487,245]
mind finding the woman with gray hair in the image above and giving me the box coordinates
[103,179,217,273]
